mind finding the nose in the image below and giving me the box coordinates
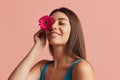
[50,22,57,31]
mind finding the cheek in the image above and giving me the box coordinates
[62,27,71,41]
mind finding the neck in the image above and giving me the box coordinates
[52,45,73,69]
[53,45,67,59]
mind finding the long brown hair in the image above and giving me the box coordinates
[49,7,86,59]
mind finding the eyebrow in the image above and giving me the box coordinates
[57,18,68,21]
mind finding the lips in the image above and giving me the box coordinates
[48,31,61,36]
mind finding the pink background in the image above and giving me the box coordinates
[0,0,119,80]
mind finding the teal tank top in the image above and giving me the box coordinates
[40,58,83,80]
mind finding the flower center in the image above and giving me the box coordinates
[45,20,49,25]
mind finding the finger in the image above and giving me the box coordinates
[35,29,43,37]
[36,29,44,34]
[42,31,46,39]
[40,31,46,39]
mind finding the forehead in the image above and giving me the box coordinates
[50,12,69,21]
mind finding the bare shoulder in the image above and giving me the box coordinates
[72,59,95,80]
[27,60,50,80]
[32,59,51,71]
[73,59,94,72]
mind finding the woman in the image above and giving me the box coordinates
[8,7,94,80]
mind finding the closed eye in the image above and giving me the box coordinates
[58,21,66,25]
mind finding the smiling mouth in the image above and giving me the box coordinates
[48,32,61,37]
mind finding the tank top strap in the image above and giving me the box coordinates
[40,61,53,80]
[64,58,83,80]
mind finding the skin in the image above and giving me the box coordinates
[45,12,72,59]
[8,12,94,80]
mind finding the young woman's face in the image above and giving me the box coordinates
[45,12,71,46]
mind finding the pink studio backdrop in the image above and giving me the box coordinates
[0,0,119,80]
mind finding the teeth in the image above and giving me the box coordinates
[50,33,59,36]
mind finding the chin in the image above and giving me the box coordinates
[49,41,60,45]
[48,38,67,46]
[49,41,66,46]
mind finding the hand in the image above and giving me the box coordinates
[33,29,46,48]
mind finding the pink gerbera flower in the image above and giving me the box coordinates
[39,15,54,30]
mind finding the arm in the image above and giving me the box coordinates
[8,30,46,80]
[72,60,95,80]
[26,59,48,80]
